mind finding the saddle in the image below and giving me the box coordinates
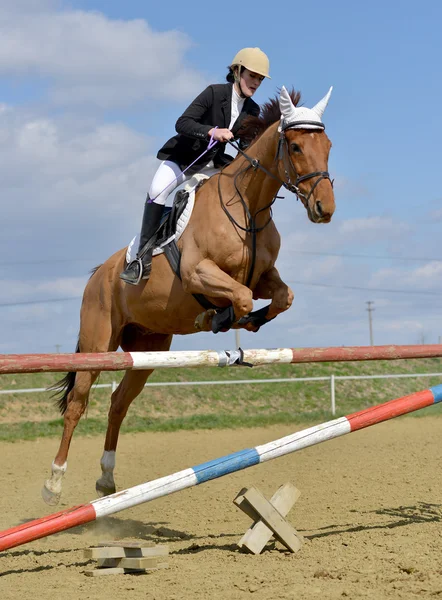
[154,188,190,248]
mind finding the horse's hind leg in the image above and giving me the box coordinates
[42,369,102,505]
[96,330,172,497]
[42,292,122,505]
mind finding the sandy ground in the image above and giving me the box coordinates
[1,417,442,599]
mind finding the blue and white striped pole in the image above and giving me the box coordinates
[2,384,442,551]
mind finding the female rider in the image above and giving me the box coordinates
[120,47,270,285]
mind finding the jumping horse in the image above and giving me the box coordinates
[43,85,336,505]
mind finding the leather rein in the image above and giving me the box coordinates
[218,121,333,287]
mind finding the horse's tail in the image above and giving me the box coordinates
[49,265,103,415]
[49,338,80,415]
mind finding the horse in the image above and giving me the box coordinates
[42,85,336,505]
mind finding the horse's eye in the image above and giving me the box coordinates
[291,143,301,153]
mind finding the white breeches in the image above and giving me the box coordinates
[149,160,218,205]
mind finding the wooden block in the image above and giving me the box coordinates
[84,562,169,577]
[235,486,303,554]
[85,567,148,577]
[234,491,262,522]
[234,483,300,523]
[97,540,156,548]
[97,556,161,569]
[85,544,168,560]
[237,483,302,554]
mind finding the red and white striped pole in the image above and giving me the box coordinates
[1,383,441,552]
[0,344,441,374]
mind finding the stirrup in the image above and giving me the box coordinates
[120,257,143,285]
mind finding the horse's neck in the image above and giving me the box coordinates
[233,123,281,221]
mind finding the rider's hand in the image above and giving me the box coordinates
[208,128,234,143]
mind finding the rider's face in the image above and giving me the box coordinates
[238,68,264,97]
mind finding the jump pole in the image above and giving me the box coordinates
[1,344,442,374]
[1,384,442,552]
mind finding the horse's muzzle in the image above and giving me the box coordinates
[309,200,333,223]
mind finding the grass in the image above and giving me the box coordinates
[1,357,442,442]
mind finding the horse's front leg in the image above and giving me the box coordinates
[181,258,253,332]
[253,266,294,319]
[234,267,294,332]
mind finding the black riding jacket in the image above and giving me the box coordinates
[157,83,260,175]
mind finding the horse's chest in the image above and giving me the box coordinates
[184,216,279,281]
[218,241,275,281]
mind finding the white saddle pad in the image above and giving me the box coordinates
[126,173,211,263]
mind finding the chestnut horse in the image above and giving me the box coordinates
[43,86,336,505]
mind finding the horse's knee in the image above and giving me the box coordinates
[287,287,294,306]
[233,287,253,317]
[273,287,294,311]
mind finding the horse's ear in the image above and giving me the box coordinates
[311,86,333,119]
[279,86,296,121]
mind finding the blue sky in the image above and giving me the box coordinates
[1,0,442,354]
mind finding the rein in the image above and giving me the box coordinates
[217,158,276,288]
[220,122,333,286]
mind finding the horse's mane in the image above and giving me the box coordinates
[239,88,302,146]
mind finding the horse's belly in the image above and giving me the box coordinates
[125,259,206,335]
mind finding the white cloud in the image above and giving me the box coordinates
[382,319,427,333]
[1,3,441,354]
[370,261,442,290]
[276,213,410,264]
[0,6,206,108]
[2,0,58,13]
[0,105,155,206]
[0,277,86,303]
[332,175,371,198]
[292,256,343,282]
[338,216,409,238]
[429,205,442,221]
[0,104,160,282]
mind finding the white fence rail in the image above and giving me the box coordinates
[2,371,442,415]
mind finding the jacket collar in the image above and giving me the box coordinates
[220,83,232,129]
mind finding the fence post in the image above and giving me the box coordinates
[330,374,336,415]
[111,380,118,393]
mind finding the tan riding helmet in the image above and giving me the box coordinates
[230,47,271,79]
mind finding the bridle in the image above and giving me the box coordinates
[277,120,333,206]
[228,119,333,207]
[218,121,333,287]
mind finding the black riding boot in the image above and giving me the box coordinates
[120,199,164,285]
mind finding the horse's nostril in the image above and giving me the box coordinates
[315,201,323,217]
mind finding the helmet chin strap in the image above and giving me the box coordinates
[234,67,247,99]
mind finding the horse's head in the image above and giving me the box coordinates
[278,86,335,223]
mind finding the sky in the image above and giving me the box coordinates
[1,0,442,355]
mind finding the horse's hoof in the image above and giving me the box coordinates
[41,483,61,506]
[95,480,116,497]
[194,309,216,331]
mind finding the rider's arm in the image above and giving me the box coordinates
[175,86,214,140]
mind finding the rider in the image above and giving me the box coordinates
[120,47,271,285]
